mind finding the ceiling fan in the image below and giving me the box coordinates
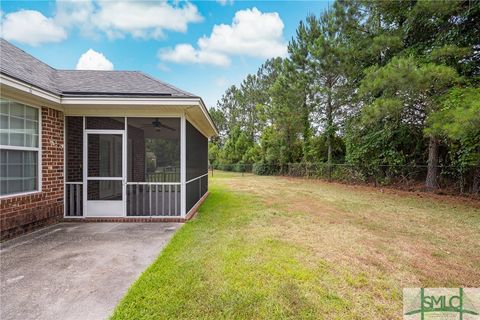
[142,118,176,131]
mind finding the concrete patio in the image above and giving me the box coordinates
[0,222,181,320]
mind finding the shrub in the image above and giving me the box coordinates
[253,163,279,175]
[233,163,246,172]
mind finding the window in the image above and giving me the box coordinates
[0,98,40,196]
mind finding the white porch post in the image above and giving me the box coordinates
[180,113,186,217]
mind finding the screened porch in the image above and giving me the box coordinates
[64,115,208,218]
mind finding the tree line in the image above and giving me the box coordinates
[208,0,480,193]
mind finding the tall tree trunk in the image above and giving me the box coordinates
[426,136,439,189]
[326,88,333,180]
[326,90,333,166]
[302,112,310,163]
[472,146,480,195]
[302,94,310,163]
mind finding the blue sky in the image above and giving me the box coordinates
[1,1,330,108]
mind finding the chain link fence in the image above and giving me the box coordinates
[210,163,480,196]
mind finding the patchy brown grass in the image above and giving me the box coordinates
[224,172,480,316]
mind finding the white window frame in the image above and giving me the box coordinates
[0,98,42,199]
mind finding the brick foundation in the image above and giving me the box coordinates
[1,107,64,241]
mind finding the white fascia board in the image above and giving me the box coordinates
[197,98,219,136]
[0,74,61,104]
[61,96,203,106]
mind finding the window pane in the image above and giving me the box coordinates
[0,114,8,146]
[9,103,24,118]
[7,149,22,163]
[24,150,36,163]
[24,164,37,177]
[9,164,22,176]
[24,178,36,191]
[0,114,8,129]
[127,118,180,182]
[8,179,23,194]
[0,99,8,115]
[10,116,24,130]
[0,180,6,194]
[0,133,7,145]
[0,99,39,148]
[25,120,38,134]
[87,180,122,200]
[88,134,122,177]
[0,149,38,196]
[86,117,124,130]
[25,107,38,121]
[25,134,38,148]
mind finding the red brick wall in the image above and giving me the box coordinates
[0,107,64,241]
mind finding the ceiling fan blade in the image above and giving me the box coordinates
[159,123,176,131]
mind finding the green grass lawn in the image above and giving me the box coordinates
[111,171,480,319]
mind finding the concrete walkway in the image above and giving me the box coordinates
[0,222,181,320]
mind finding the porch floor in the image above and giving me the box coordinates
[0,222,180,320]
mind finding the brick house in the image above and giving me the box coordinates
[0,39,217,241]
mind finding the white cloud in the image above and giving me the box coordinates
[159,44,230,67]
[0,10,67,46]
[159,7,287,67]
[55,0,203,40]
[76,49,114,70]
[93,1,203,39]
[1,1,203,45]
[55,0,97,37]
[199,7,286,57]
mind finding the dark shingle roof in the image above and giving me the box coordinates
[0,39,60,94]
[0,39,196,98]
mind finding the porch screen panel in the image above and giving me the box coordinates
[85,117,124,130]
[66,117,83,182]
[65,116,83,216]
[186,120,208,213]
[126,117,180,216]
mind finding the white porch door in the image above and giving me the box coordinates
[84,130,126,217]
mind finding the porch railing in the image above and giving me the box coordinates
[65,182,181,217]
[126,182,181,216]
[146,172,180,183]
[65,182,83,216]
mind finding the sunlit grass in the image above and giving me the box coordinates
[111,171,480,319]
